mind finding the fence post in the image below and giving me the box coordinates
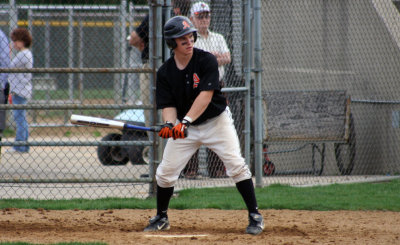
[67,8,74,123]
[9,0,18,37]
[148,0,163,196]
[243,0,252,170]
[253,0,263,187]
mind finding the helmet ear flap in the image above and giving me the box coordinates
[166,39,177,49]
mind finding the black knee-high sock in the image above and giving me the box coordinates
[236,179,259,214]
[156,185,174,218]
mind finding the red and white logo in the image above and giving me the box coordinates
[193,73,200,89]
[182,20,191,29]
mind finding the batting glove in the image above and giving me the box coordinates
[158,121,174,139]
[172,119,190,139]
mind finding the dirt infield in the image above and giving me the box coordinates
[0,209,399,245]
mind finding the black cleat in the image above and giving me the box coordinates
[143,215,170,232]
[246,213,264,235]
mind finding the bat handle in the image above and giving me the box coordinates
[123,124,162,132]
[149,126,162,132]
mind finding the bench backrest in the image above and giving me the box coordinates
[263,90,350,142]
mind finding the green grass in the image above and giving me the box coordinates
[92,130,102,137]
[1,128,15,137]
[30,88,119,120]
[1,179,398,245]
[1,178,399,211]
[33,89,114,101]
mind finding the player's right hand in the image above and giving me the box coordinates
[158,122,174,138]
[171,119,190,140]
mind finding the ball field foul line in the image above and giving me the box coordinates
[144,234,209,238]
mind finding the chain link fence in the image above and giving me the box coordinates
[0,0,399,200]
[0,2,156,199]
[258,0,400,186]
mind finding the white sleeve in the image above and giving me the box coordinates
[215,33,230,54]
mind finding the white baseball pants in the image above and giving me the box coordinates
[156,107,252,188]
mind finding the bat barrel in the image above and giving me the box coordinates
[70,114,161,132]
[70,114,125,130]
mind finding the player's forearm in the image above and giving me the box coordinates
[161,107,177,124]
[185,90,213,122]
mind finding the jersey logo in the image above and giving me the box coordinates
[193,73,200,89]
[182,20,191,29]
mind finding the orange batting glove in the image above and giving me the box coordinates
[171,119,190,140]
[158,122,173,139]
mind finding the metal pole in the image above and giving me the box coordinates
[67,9,74,123]
[148,0,155,196]
[45,21,51,78]
[113,9,121,103]
[243,0,252,172]
[68,9,74,101]
[9,0,17,36]
[27,9,37,124]
[120,0,128,104]
[154,0,163,195]
[164,0,171,61]
[253,0,263,187]
[78,20,84,103]
[27,9,32,30]
[44,21,51,79]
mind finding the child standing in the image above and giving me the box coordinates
[7,28,33,153]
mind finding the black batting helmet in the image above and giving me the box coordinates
[164,16,197,49]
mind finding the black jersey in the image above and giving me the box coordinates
[156,48,227,125]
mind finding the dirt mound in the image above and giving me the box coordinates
[0,209,399,244]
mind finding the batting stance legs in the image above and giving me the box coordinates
[157,108,250,185]
[145,108,264,235]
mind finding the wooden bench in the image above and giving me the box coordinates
[262,90,356,176]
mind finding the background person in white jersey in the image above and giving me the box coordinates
[191,1,231,80]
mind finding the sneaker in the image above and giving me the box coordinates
[246,213,264,235]
[143,215,170,232]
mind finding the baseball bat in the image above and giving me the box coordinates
[70,114,161,132]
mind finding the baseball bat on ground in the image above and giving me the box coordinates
[70,114,161,132]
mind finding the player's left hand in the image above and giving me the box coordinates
[158,122,174,138]
[172,119,190,139]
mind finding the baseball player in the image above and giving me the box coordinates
[143,16,264,235]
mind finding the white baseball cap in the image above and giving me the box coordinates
[190,2,210,16]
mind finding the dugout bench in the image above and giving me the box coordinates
[262,90,356,176]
